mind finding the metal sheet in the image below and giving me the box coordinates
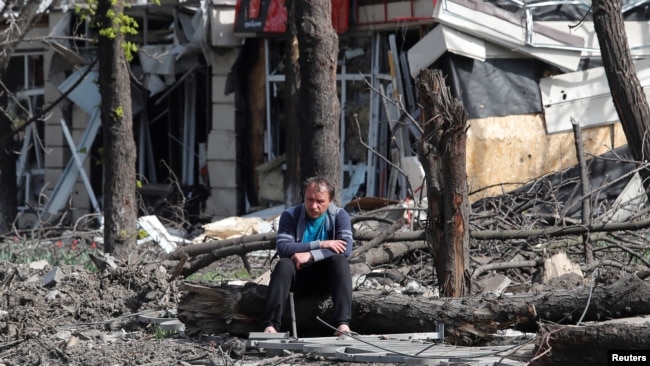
[434,0,583,71]
[540,58,650,134]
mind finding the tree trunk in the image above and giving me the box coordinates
[0,107,18,233]
[247,39,266,206]
[571,121,594,264]
[416,69,470,297]
[533,321,650,366]
[0,1,42,233]
[593,0,650,198]
[296,0,341,203]
[178,275,650,341]
[96,0,137,258]
[284,0,302,207]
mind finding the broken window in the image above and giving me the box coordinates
[5,52,46,211]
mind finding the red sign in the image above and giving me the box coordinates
[234,0,349,35]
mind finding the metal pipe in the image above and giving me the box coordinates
[289,292,297,339]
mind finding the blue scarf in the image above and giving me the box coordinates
[302,213,327,243]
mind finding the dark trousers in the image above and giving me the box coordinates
[262,255,352,331]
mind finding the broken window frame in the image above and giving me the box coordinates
[8,51,46,212]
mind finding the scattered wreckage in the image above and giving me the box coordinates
[155,158,650,365]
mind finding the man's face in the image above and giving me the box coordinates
[304,182,332,219]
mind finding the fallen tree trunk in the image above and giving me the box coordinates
[178,274,650,341]
[349,218,405,260]
[167,220,650,273]
[168,233,278,260]
[356,217,650,242]
[168,217,650,259]
[178,239,428,278]
[349,240,428,272]
[532,320,650,366]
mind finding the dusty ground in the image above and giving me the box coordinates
[0,240,396,366]
[0,222,644,365]
[1,257,210,365]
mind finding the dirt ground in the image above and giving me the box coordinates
[0,242,395,366]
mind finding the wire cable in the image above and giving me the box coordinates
[316,316,531,360]
[555,267,601,325]
[577,268,599,325]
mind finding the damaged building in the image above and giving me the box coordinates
[5,0,650,228]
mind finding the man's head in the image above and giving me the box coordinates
[303,176,335,219]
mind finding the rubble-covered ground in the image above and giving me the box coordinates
[0,244,212,365]
[1,201,647,365]
[0,239,396,366]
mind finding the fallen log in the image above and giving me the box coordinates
[167,233,278,260]
[532,320,650,366]
[166,219,650,277]
[349,218,405,260]
[167,215,650,262]
[177,274,650,342]
[349,240,429,275]
[177,239,428,279]
[170,221,430,277]
[356,217,650,241]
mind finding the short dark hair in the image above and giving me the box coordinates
[303,176,335,200]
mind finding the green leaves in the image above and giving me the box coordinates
[112,105,124,119]
[77,0,147,61]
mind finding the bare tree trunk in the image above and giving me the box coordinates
[248,39,266,206]
[0,103,18,233]
[296,0,341,202]
[593,0,650,196]
[571,120,593,264]
[97,0,137,258]
[0,1,42,233]
[284,0,302,207]
[417,69,470,297]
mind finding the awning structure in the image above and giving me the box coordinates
[432,0,584,72]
